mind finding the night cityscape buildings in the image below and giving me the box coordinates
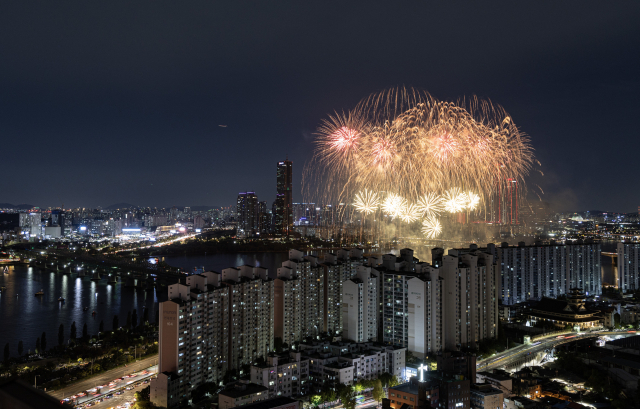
[1,3,639,409]
[274,160,293,237]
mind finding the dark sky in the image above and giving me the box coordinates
[1,1,639,212]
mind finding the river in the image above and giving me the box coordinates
[0,252,289,358]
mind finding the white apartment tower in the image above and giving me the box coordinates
[407,263,443,358]
[342,266,379,342]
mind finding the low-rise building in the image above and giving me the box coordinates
[299,340,405,390]
[235,397,299,409]
[470,383,503,409]
[250,352,310,399]
[476,371,513,397]
[219,383,269,409]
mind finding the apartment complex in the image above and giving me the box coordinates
[153,245,503,407]
[151,268,274,408]
[299,340,405,390]
[618,242,640,291]
[451,240,601,305]
[378,247,498,353]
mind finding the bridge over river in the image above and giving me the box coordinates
[13,249,184,288]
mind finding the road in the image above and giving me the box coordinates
[49,354,158,400]
[477,330,636,372]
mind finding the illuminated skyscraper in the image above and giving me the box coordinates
[236,192,259,237]
[274,160,293,236]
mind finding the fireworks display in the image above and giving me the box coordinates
[304,87,534,239]
[353,189,379,215]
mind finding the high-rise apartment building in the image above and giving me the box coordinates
[465,240,601,305]
[407,264,444,358]
[275,250,325,345]
[618,242,640,290]
[380,248,498,353]
[221,266,275,370]
[151,268,274,408]
[437,249,499,351]
[151,273,230,408]
[274,160,293,236]
[342,266,379,342]
[237,192,259,237]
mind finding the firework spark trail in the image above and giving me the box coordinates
[422,216,442,239]
[382,193,405,219]
[417,193,443,218]
[465,192,480,210]
[303,87,536,239]
[399,202,420,223]
[443,188,466,213]
[353,189,379,215]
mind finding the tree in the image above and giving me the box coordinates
[126,311,132,330]
[18,341,23,357]
[132,309,138,329]
[310,396,322,407]
[388,375,399,388]
[113,315,119,331]
[135,386,150,402]
[70,322,77,344]
[41,332,47,352]
[143,308,149,325]
[338,385,356,409]
[405,350,420,365]
[35,337,41,354]
[82,323,88,340]
[379,372,393,388]
[372,380,385,404]
[320,386,336,406]
[3,343,9,363]
[155,309,159,324]
[58,324,65,347]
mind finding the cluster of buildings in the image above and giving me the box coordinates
[151,245,502,407]
[236,160,294,238]
[0,205,234,243]
[449,240,602,305]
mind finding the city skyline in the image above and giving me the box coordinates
[1,3,639,211]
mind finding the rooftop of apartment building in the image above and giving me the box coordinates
[253,352,303,369]
[219,383,269,398]
[470,383,503,396]
[235,397,299,409]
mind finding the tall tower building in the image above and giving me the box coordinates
[236,192,259,237]
[275,160,293,236]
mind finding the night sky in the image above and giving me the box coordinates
[1,2,639,212]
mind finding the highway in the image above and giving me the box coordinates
[477,330,636,372]
[48,354,158,405]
